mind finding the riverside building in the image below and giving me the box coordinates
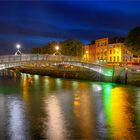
[83,37,140,66]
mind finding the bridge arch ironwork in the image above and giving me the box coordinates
[0,54,113,77]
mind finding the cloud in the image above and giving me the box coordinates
[0,0,140,54]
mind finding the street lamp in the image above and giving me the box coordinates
[55,46,59,51]
[15,43,21,55]
[86,50,88,54]
[16,44,20,50]
[54,45,61,55]
[86,50,89,61]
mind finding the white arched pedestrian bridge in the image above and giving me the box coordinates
[0,54,113,77]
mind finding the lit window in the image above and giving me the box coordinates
[123,56,125,61]
[114,56,115,62]
[110,56,112,61]
[117,56,119,62]
[130,57,132,61]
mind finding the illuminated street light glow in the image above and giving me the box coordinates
[55,46,59,51]
[54,45,61,55]
[15,43,21,55]
[16,44,21,50]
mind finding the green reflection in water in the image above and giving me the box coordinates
[72,81,79,91]
[103,85,136,139]
[56,78,63,90]
[0,71,140,139]
[103,83,113,138]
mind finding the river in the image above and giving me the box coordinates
[0,71,140,139]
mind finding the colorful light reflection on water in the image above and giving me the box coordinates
[0,72,140,139]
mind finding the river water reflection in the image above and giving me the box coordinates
[0,72,140,139]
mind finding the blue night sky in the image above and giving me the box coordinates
[0,0,140,54]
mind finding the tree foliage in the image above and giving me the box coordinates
[109,37,125,44]
[90,40,95,44]
[32,41,59,54]
[124,26,140,55]
[32,39,83,57]
[61,39,83,57]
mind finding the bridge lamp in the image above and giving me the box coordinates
[15,44,21,55]
[55,46,59,51]
[54,45,61,55]
[16,44,21,50]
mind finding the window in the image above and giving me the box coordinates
[117,56,119,62]
[110,56,112,61]
[130,56,132,61]
[110,50,112,54]
[123,56,125,61]
[114,56,115,62]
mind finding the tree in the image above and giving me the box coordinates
[62,39,83,57]
[90,40,95,44]
[32,48,41,54]
[109,37,125,44]
[42,41,58,54]
[124,26,140,55]
[31,39,83,57]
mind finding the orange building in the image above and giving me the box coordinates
[95,38,108,63]
[82,44,96,62]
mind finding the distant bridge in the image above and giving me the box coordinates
[0,54,113,77]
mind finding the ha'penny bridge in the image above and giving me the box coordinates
[0,54,126,82]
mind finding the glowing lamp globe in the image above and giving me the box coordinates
[55,46,59,51]
[16,44,20,49]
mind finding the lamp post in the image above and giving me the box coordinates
[15,44,21,55]
[55,46,59,52]
[86,50,89,62]
[16,44,20,50]
[124,67,128,84]
[54,45,61,55]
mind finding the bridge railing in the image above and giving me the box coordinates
[0,54,81,64]
[0,54,114,77]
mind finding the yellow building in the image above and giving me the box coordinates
[107,43,132,65]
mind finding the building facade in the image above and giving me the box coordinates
[83,44,96,62]
[107,43,133,65]
[95,38,108,63]
[83,37,139,65]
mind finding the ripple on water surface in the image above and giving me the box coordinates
[0,73,140,139]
